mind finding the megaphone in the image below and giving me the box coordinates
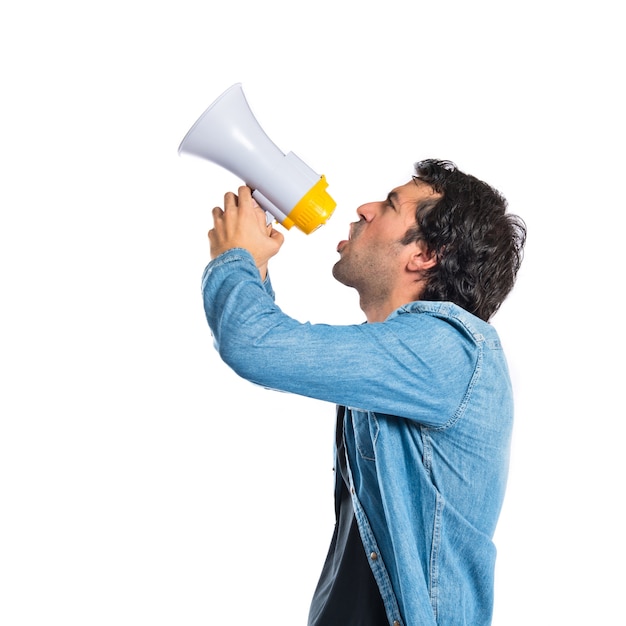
[178,83,336,235]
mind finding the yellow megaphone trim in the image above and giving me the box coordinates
[281,175,337,234]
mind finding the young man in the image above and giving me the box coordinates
[202,159,526,625]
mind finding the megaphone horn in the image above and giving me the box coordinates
[178,83,336,235]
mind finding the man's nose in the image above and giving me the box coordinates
[357,201,378,222]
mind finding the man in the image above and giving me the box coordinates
[202,159,526,625]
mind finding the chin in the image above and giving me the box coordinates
[331,261,345,283]
[332,261,352,288]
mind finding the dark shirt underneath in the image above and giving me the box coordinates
[308,408,389,626]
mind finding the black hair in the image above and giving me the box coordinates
[402,159,526,321]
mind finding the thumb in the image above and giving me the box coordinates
[269,227,285,246]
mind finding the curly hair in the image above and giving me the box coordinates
[401,159,526,322]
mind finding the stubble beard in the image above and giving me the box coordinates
[331,256,352,287]
[332,250,367,291]
[332,245,398,309]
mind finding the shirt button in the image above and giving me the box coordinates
[370,552,378,560]
[393,621,401,626]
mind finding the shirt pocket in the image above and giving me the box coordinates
[350,409,379,461]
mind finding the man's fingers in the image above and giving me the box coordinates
[237,186,252,202]
[269,227,285,246]
[223,191,238,209]
[209,185,284,266]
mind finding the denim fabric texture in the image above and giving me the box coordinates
[202,249,514,626]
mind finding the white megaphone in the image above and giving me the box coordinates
[178,83,336,235]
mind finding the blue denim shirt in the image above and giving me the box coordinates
[202,249,513,626]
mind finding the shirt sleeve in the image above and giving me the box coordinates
[201,249,479,427]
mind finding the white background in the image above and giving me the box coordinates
[1,1,624,624]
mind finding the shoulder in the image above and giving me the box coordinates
[387,301,501,348]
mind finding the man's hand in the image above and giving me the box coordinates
[209,186,285,280]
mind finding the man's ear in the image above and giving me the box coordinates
[406,240,437,273]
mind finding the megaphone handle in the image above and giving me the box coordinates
[252,189,289,225]
[249,189,276,227]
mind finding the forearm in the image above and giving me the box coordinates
[202,248,276,346]
[201,249,473,424]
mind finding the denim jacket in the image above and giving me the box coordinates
[202,249,513,626]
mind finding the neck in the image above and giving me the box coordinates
[361,294,408,323]
[360,282,425,323]
[362,303,393,323]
